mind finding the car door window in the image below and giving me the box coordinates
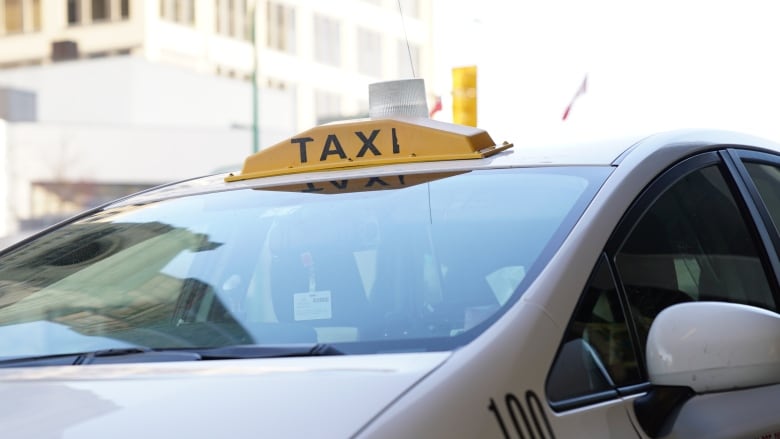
[615,164,776,355]
[546,254,641,406]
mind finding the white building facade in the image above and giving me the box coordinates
[0,0,434,127]
[0,0,434,241]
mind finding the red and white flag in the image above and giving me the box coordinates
[562,75,588,121]
[429,95,442,118]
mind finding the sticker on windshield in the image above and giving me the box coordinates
[293,291,332,321]
[486,265,526,305]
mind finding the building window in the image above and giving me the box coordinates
[397,40,420,78]
[91,0,109,21]
[357,28,381,77]
[4,0,22,33]
[239,0,250,40]
[1,0,41,34]
[215,0,248,40]
[160,0,194,25]
[32,0,40,28]
[314,14,340,67]
[214,0,233,35]
[214,0,224,34]
[68,0,129,26]
[266,2,295,51]
[67,0,80,24]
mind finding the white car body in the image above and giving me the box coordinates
[2,125,780,439]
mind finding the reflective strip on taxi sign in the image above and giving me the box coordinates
[225,117,512,182]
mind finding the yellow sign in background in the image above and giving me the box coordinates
[452,65,477,127]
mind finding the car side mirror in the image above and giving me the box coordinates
[646,301,780,392]
[636,302,780,437]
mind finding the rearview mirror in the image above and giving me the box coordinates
[646,301,780,393]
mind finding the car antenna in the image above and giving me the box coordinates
[397,0,416,78]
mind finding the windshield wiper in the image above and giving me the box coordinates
[192,343,344,360]
[0,347,202,368]
[0,344,343,368]
[79,347,202,364]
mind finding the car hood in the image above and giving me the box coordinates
[0,351,450,439]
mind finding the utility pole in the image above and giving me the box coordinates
[251,1,260,153]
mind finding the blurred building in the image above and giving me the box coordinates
[0,0,434,242]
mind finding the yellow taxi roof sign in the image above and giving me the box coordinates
[225,117,512,182]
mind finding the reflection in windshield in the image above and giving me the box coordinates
[0,167,609,358]
[0,320,136,358]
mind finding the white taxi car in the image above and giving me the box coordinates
[0,80,779,439]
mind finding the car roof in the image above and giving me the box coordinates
[497,128,780,166]
[114,128,780,207]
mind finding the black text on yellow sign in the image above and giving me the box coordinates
[225,117,500,182]
[291,128,400,164]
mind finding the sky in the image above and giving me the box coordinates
[431,0,780,145]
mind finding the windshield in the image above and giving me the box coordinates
[0,167,608,358]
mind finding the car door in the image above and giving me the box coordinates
[609,150,780,438]
[547,150,780,438]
